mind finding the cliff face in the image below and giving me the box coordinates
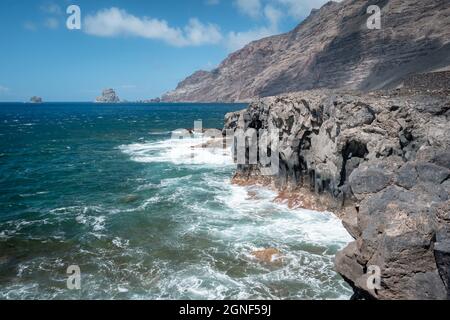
[223,87,450,299]
[162,0,450,102]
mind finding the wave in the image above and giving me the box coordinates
[148,131,172,136]
[119,134,234,167]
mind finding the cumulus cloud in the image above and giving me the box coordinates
[84,8,222,47]
[82,1,336,51]
[234,0,262,18]
[264,5,283,26]
[225,3,282,51]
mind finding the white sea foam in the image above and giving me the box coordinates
[119,135,234,167]
[213,182,352,247]
[136,170,353,299]
[148,131,172,135]
[0,134,351,300]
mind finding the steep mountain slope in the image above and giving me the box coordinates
[162,0,450,102]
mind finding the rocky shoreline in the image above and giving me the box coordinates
[223,88,450,299]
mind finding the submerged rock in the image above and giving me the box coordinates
[121,195,140,204]
[224,88,450,300]
[252,248,283,264]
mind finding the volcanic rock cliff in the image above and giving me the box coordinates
[162,0,450,102]
[223,87,450,299]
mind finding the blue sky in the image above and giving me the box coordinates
[0,0,330,102]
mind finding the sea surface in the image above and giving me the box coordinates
[0,102,352,300]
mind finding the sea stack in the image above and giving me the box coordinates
[29,96,43,104]
[95,88,120,103]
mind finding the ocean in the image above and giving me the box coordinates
[0,102,352,300]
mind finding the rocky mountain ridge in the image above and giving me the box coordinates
[162,0,450,102]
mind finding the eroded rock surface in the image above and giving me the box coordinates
[223,88,450,299]
[95,89,120,103]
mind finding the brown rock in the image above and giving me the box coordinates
[252,248,283,264]
[163,0,450,102]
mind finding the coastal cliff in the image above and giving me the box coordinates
[163,0,450,102]
[223,87,450,299]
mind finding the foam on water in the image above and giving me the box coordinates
[116,136,354,299]
[119,134,233,167]
[0,104,352,300]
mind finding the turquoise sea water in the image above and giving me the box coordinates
[0,103,352,300]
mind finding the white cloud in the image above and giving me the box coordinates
[226,26,277,51]
[0,85,10,94]
[234,0,262,18]
[235,0,335,20]
[82,1,337,51]
[225,3,282,51]
[264,5,283,27]
[275,0,337,19]
[24,21,37,31]
[40,3,62,15]
[184,18,223,46]
[44,17,59,29]
[84,8,222,47]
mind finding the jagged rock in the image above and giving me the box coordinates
[395,163,418,190]
[163,0,450,102]
[95,89,120,103]
[224,88,450,299]
[416,163,450,184]
[30,96,43,103]
[349,167,392,196]
[432,152,450,169]
[434,240,450,297]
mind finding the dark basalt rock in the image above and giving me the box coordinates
[224,88,450,300]
[434,240,450,298]
[349,168,392,195]
[417,163,450,184]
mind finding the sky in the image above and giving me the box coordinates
[0,0,331,102]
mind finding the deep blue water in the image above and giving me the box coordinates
[0,103,352,300]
